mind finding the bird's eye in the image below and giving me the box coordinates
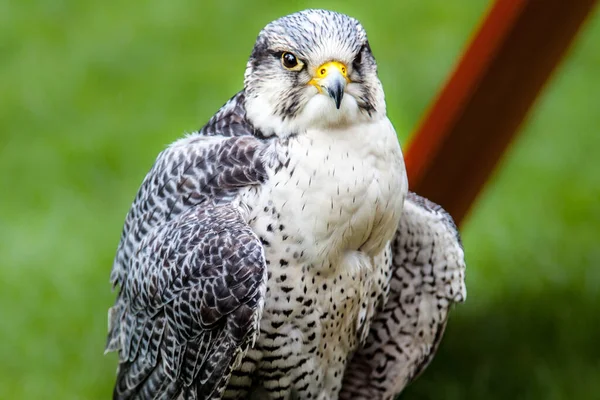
[281,52,303,71]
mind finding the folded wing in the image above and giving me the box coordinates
[106,132,273,400]
[340,191,466,400]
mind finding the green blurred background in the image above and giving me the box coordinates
[1,0,599,398]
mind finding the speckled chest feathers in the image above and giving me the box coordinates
[228,118,406,399]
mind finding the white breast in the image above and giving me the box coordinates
[263,116,407,267]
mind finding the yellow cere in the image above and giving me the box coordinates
[316,61,348,80]
[309,61,350,93]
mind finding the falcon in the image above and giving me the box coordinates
[106,9,466,400]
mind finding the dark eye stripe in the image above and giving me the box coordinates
[353,42,371,72]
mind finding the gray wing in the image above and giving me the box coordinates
[110,131,270,288]
[106,128,275,399]
[340,191,466,400]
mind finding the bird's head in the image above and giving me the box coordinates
[243,9,386,138]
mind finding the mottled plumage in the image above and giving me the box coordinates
[339,192,466,400]
[106,9,466,400]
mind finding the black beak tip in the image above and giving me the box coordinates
[327,86,344,110]
[335,96,342,109]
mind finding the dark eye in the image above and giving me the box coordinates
[281,52,299,69]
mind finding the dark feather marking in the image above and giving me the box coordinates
[107,92,276,399]
[110,205,267,399]
[339,192,465,399]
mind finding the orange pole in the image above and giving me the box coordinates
[404,0,598,226]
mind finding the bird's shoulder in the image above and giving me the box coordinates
[110,91,280,289]
[198,91,264,139]
[393,191,466,303]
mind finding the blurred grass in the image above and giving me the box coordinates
[0,1,598,399]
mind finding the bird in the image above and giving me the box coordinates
[105,8,466,400]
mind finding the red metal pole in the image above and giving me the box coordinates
[404,0,598,226]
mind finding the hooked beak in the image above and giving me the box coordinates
[309,61,349,109]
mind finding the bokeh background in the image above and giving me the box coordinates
[1,0,599,398]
